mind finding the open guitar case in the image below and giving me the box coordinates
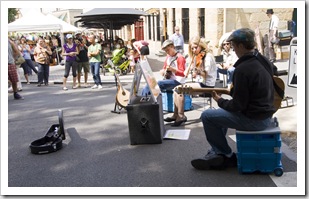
[29,110,66,154]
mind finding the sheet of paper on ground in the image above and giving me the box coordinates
[163,129,191,140]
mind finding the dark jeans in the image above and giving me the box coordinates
[21,59,38,75]
[141,79,181,96]
[37,63,49,84]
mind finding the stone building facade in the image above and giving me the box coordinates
[116,8,295,56]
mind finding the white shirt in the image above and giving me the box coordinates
[221,49,238,66]
[269,14,279,30]
[170,33,184,49]
[204,53,217,87]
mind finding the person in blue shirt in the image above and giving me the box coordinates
[170,26,184,54]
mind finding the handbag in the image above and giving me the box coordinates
[15,55,26,65]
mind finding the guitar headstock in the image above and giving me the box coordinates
[175,85,193,95]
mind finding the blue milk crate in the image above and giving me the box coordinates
[236,127,283,176]
[162,91,193,112]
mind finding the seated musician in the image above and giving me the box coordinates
[141,40,186,96]
[164,36,217,126]
[216,39,238,87]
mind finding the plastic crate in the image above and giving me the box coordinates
[236,127,283,176]
[237,153,283,176]
[162,91,193,112]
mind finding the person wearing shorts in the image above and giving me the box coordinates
[75,34,90,88]
[8,38,24,100]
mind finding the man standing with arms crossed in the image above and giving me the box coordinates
[88,35,103,89]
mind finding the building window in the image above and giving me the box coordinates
[156,14,160,41]
[172,8,176,30]
[152,14,155,41]
[182,8,189,43]
[199,8,205,37]
[148,15,151,40]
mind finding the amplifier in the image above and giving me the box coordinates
[126,94,165,145]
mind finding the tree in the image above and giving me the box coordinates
[8,8,18,23]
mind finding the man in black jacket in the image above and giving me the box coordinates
[191,28,276,170]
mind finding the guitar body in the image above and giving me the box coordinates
[116,86,130,108]
[273,76,285,111]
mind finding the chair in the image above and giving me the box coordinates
[215,55,228,88]
[198,93,213,109]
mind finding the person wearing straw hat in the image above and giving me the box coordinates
[266,9,279,63]
[141,39,186,96]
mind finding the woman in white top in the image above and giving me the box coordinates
[164,36,217,126]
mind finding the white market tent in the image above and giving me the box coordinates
[8,11,80,64]
[8,11,79,33]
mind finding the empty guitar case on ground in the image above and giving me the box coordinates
[29,110,66,154]
[126,94,165,145]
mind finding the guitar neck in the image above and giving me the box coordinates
[115,73,124,90]
[176,87,230,95]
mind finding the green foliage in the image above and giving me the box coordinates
[8,8,18,23]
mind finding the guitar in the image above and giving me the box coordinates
[163,55,178,79]
[108,60,130,108]
[175,76,285,112]
[115,73,130,108]
[273,76,285,111]
[175,86,230,95]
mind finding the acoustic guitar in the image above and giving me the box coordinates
[108,60,130,108]
[175,76,285,112]
[163,55,178,79]
[114,72,130,108]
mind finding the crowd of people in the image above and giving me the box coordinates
[8,31,145,94]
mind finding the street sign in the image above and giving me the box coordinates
[287,37,297,88]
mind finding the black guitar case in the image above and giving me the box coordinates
[29,110,66,154]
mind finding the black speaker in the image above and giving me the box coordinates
[126,94,165,145]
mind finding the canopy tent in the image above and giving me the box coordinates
[46,13,79,33]
[75,8,148,30]
[75,8,148,50]
[8,12,61,33]
[8,11,79,33]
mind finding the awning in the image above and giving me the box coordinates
[75,8,148,30]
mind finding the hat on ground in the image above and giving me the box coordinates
[162,39,174,50]
[66,34,73,39]
[266,9,274,14]
[226,28,255,43]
